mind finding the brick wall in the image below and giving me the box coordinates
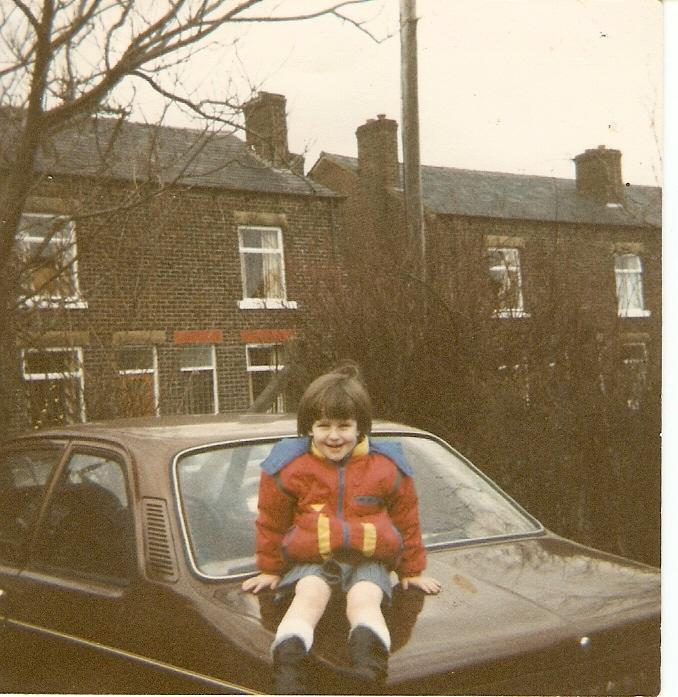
[14,173,340,424]
[311,156,660,380]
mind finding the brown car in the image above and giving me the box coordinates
[0,414,660,694]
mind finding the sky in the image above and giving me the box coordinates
[147,0,664,187]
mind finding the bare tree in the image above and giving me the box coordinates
[0,0,381,436]
[290,216,660,566]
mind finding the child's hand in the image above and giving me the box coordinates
[400,575,442,594]
[241,573,281,594]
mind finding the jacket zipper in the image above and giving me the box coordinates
[337,464,350,548]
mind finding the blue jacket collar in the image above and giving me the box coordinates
[261,436,413,477]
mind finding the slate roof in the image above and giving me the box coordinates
[0,112,336,198]
[315,153,661,228]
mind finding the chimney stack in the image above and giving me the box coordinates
[574,145,624,205]
[356,114,399,190]
[243,92,295,169]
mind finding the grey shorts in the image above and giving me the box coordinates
[277,558,393,603]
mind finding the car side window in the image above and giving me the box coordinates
[33,451,134,582]
[0,446,62,566]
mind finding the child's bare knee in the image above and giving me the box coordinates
[346,580,383,610]
[295,575,331,609]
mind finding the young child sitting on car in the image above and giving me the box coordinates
[242,362,441,694]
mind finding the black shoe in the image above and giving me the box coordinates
[272,636,310,694]
[344,625,389,692]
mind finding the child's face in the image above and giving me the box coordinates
[310,418,359,462]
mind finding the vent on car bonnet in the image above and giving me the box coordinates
[142,497,179,582]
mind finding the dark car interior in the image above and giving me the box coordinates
[37,481,133,581]
[0,448,59,566]
[0,483,43,564]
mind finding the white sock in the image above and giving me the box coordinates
[350,622,391,652]
[272,617,315,653]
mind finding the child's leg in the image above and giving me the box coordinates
[272,575,332,694]
[345,580,390,650]
[274,574,332,650]
[344,580,391,686]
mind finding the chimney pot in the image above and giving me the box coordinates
[574,146,624,205]
[356,114,399,190]
[243,91,290,167]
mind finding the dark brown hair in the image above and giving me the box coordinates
[297,361,372,439]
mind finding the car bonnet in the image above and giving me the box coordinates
[381,535,659,684]
[214,534,659,686]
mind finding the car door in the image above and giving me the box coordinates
[0,440,66,691]
[5,442,157,693]
[7,439,256,694]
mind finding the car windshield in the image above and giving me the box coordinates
[174,433,541,578]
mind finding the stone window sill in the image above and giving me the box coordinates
[619,309,651,318]
[20,297,88,310]
[238,298,298,310]
[492,309,531,319]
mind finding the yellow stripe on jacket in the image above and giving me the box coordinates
[317,513,331,560]
[361,522,377,557]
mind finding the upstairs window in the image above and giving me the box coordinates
[179,346,218,414]
[238,226,296,309]
[246,343,286,412]
[614,253,650,318]
[487,247,527,318]
[16,214,83,307]
[115,347,158,417]
[21,348,85,428]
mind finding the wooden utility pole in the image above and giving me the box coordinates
[400,0,426,283]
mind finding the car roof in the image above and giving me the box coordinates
[9,413,427,456]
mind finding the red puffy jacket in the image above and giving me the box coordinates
[255,437,427,578]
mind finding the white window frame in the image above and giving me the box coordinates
[21,347,86,422]
[237,226,297,310]
[245,343,286,412]
[179,345,219,414]
[487,247,529,318]
[116,346,160,416]
[614,253,651,318]
[17,213,87,309]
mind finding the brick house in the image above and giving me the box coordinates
[308,114,661,410]
[4,92,341,430]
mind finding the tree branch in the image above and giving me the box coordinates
[228,0,388,42]
[130,70,243,130]
[11,0,40,33]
